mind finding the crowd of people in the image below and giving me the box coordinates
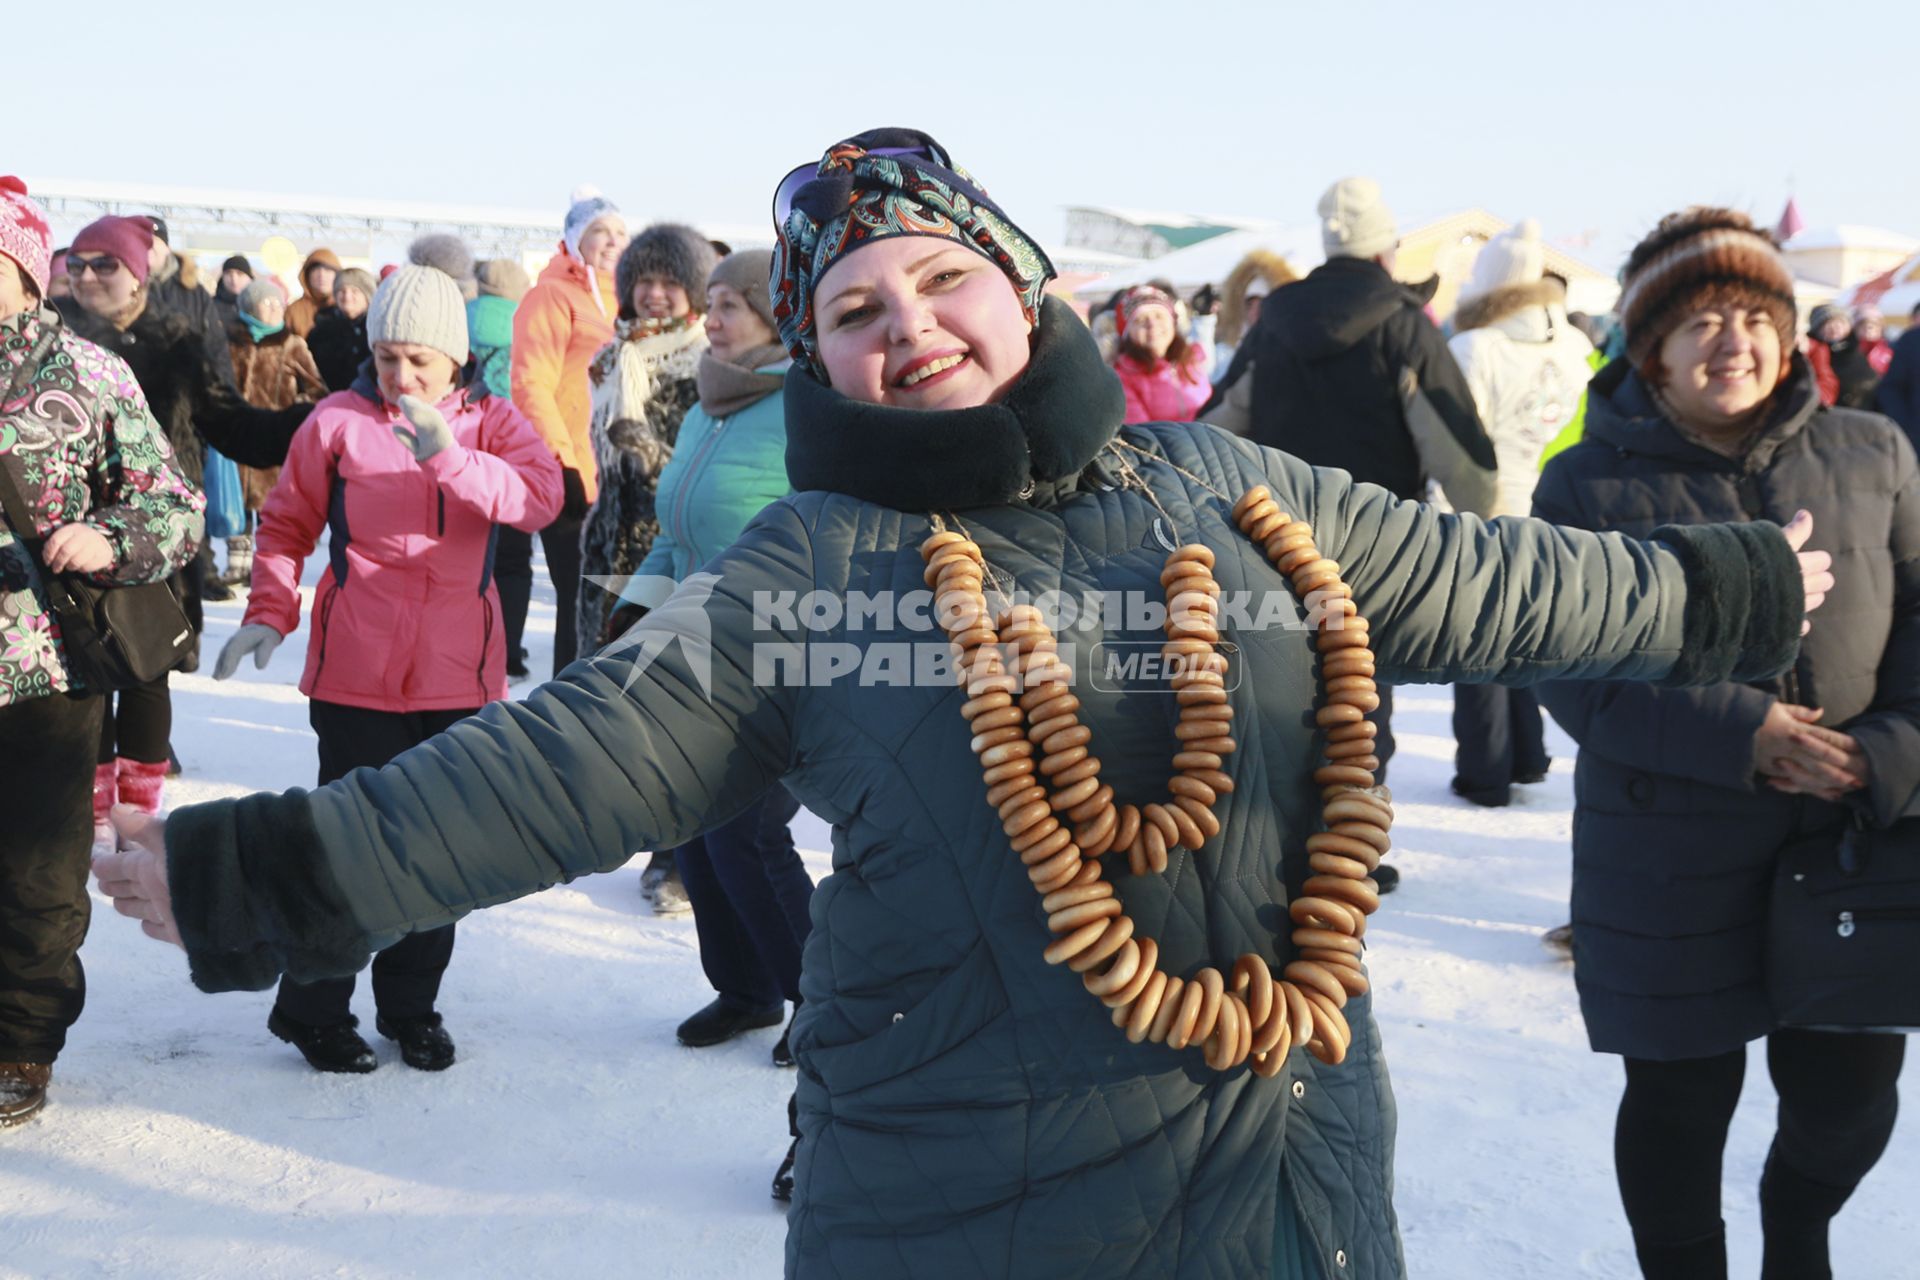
[1,131,1910,1279]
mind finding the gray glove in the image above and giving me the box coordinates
[393,395,456,463]
[214,623,283,680]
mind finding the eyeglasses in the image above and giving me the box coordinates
[67,255,123,279]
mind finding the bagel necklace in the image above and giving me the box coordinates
[919,484,1391,1075]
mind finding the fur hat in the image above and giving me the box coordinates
[71,215,155,284]
[615,223,718,321]
[563,184,623,258]
[1618,207,1797,380]
[706,248,777,333]
[475,259,531,303]
[1462,218,1546,302]
[334,267,378,304]
[1218,249,1297,345]
[409,234,476,295]
[367,264,469,365]
[1319,177,1398,261]
[0,177,52,299]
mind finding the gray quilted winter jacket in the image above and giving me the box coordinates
[164,301,1803,1280]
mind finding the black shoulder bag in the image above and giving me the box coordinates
[1768,813,1920,1032]
[0,312,195,692]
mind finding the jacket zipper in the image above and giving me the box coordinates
[1835,907,1920,937]
[670,418,726,565]
[437,490,446,537]
[310,585,341,687]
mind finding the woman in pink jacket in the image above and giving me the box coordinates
[1111,284,1213,423]
[213,264,563,1075]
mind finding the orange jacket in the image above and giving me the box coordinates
[285,248,342,338]
[511,247,618,497]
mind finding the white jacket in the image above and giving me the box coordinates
[1448,287,1595,518]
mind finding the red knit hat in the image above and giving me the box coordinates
[0,176,52,298]
[71,215,156,284]
[1618,208,1797,381]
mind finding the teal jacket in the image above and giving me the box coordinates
[467,295,517,401]
[627,365,790,598]
[164,300,1800,1280]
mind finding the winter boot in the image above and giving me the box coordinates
[116,758,168,819]
[677,998,784,1048]
[651,864,692,916]
[638,850,674,901]
[1542,923,1575,958]
[376,1012,456,1072]
[772,1008,797,1068]
[91,762,118,857]
[771,1091,800,1203]
[223,536,254,587]
[0,1063,52,1128]
[267,1009,378,1074]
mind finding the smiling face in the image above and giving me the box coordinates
[373,340,459,404]
[578,218,629,275]
[250,294,286,327]
[630,272,691,322]
[1657,304,1784,427]
[704,282,777,363]
[335,283,369,319]
[1124,302,1176,361]
[69,252,142,319]
[812,238,1033,410]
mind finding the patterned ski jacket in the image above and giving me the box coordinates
[0,308,203,707]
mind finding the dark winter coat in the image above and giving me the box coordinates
[1875,325,1920,450]
[306,307,370,393]
[56,298,309,491]
[1206,257,1494,500]
[1534,356,1920,1060]
[163,299,1802,1280]
[147,253,237,391]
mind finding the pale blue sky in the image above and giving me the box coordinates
[16,0,1915,271]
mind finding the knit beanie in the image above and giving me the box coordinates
[771,127,1055,375]
[475,258,531,303]
[0,177,52,298]
[706,249,777,333]
[1617,207,1797,378]
[1116,285,1178,338]
[409,233,476,297]
[1319,177,1398,261]
[221,253,253,277]
[563,184,623,258]
[334,266,377,303]
[1462,218,1546,302]
[367,264,469,364]
[1807,303,1847,336]
[71,215,156,284]
[615,224,718,321]
[237,278,282,317]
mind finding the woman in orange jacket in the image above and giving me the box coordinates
[510,186,628,674]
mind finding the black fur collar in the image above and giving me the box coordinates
[783,296,1125,512]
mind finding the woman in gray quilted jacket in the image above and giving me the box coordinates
[96,136,1833,1280]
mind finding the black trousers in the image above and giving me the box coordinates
[1450,684,1548,801]
[1369,683,1396,788]
[675,786,812,1010]
[540,514,584,677]
[273,700,476,1027]
[0,691,104,1063]
[96,674,171,765]
[1616,1028,1906,1278]
[495,525,534,668]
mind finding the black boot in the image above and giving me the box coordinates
[772,1091,800,1203]
[772,1009,797,1068]
[1760,1150,1851,1280]
[0,1062,51,1128]
[677,997,784,1048]
[268,1009,378,1073]
[376,1012,456,1071]
[1450,776,1511,807]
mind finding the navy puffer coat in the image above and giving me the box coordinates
[164,303,1804,1278]
[1535,356,1920,1060]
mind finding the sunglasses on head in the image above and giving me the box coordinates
[67,255,123,278]
[771,143,946,230]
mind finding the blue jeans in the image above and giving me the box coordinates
[675,786,812,1009]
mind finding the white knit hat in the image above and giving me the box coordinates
[367,265,469,364]
[1462,218,1546,302]
[1318,177,1398,261]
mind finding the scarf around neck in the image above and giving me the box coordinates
[589,313,706,431]
[782,295,1124,511]
[697,342,788,418]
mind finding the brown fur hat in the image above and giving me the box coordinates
[1217,249,1299,346]
[1618,208,1796,382]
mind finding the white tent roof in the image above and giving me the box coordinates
[1783,224,1920,254]
[1068,224,1323,297]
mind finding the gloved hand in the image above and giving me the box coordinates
[213,623,283,680]
[392,395,456,463]
[560,467,590,520]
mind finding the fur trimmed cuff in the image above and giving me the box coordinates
[1653,520,1802,686]
[167,791,374,994]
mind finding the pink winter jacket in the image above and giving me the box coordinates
[1115,350,1214,423]
[245,380,564,712]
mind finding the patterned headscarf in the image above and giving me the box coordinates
[770,128,1055,376]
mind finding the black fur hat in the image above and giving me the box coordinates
[615,223,717,321]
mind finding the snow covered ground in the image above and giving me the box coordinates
[3,553,1914,1280]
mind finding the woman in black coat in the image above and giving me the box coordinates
[1535,208,1916,1280]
